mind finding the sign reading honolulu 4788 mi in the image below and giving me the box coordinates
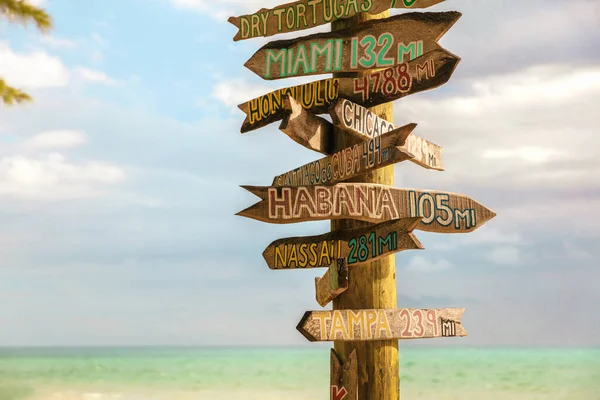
[239,48,460,133]
[237,183,496,233]
[245,11,461,79]
[229,0,446,41]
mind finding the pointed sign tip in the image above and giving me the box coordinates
[296,311,317,342]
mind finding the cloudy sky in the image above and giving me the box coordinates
[0,0,598,347]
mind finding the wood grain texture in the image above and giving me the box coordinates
[237,183,496,233]
[330,348,358,400]
[330,9,397,400]
[238,48,460,133]
[228,0,446,41]
[272,123,416,187]
[279,95,335,154]
[329,98,444,170]
[263,217,423,270]
[297,308,468,341]
[244,11,460,80]
[316,259,349,307]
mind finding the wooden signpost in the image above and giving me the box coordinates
[237,183,496,233]
[239,48,460,133]
[297,308,467,342]
[330,98,444,170]
[229,1,495,398]
[331,349,358,400]
[272,124,416,187]
[263,217,423,270]
[244,11,461,80]
[316,259,349,307]
[229,0,446,41]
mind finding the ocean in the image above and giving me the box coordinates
[0,347,598,400]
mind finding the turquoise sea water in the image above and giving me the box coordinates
[0,347,598,400]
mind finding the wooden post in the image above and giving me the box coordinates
[331,9,400,400]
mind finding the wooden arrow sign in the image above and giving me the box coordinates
[263,217,423,270]
[330,349,358,400]
[229,0,446,42]
[239,48,460,133]
[237,184,496,233]
[279,95,335,155]
[244,11,460,80]
[272,124,416,187]
[329,98,444,170]
[297,308,467,342]
[316,259,348,307]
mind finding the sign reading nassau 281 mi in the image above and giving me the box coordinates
[244,11,460,80]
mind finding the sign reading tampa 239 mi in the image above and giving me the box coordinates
[229,0,446,41]
[244,11,460,80]
[237,183,496,234]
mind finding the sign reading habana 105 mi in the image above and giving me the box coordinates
[239,48,460,133]
[272,124,415,187]
[229,0,446,41]
[263,217,423,270]
[297,308,467,342]
[244,11,460,80]
[237,183,496,234]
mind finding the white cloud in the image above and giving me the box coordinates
[21,130,87,149]
[74,67,119,86]
[26,0,47,6]
[0,153,126,201]
[482,147,566,165]
[0,41,69,88]
[169,0,282,20]
[562,241,593,262]
[406,256,453,273]
[211,78,271,107]
[486,247,521,266]
[431,227,524,251]
[39,36,79,49]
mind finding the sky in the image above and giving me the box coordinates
[0,0,598,347]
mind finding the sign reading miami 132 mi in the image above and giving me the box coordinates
[244,11,460,80]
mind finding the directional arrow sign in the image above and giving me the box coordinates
[330,349,357,400]
[237,184,496,233]
[263,217,423,270]
[329,98,444,170]
[239,48,460,133]
[272,124,416,187]
[297,308,467,342]
[244,11,460,80]
[316,259,348,308]
[279,95,335,155]
[229,0,446,41]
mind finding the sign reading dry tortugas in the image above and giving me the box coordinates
[229,0,447,41]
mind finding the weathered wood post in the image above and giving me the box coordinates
[231,2,495,399]
[330,9,400,400]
